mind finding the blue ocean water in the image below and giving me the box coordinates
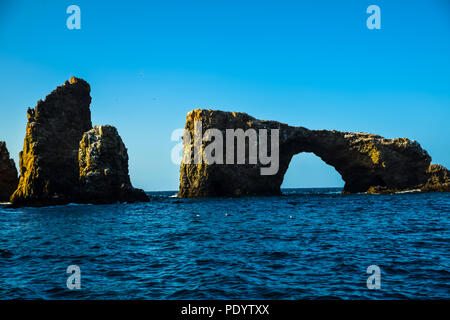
[0,188,449,300]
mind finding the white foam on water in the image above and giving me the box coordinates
[395,189,422,194]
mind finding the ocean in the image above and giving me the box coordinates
[0,188,449,299]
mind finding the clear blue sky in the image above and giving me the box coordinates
[0,0,449,191]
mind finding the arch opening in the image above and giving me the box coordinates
[281,152,345,191]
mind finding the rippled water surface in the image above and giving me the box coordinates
[0,188,449,299]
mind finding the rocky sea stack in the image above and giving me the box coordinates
[10,77,149,207]
[0,142,18,202]
[79,125,148,204]
[178,109,449,197]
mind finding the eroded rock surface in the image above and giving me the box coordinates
[10,77,149,206]
[0,142,18,202]
[11,77,92,206]
[79,125,148,204]
[178,109,448,197]
[421,164,450,192]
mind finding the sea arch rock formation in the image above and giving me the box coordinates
[178,109,449,197]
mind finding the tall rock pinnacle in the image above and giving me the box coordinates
[10,77,148,207]
[11,77,92,206]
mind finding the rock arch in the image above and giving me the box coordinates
[178,109,448,197]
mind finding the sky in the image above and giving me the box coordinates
[0,0,449,191]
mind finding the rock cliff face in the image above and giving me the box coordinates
[79,125,149,203]
[10,77,149,207]
[0,142,18,202]
[178,109,448,197]
[420,164,450,192]
[11,77,92,206]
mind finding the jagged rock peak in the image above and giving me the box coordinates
[10,77,93,206]
[10,78,149,207]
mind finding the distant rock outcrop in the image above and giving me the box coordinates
[10,77,149,207]
[0,142,18,202]
[178,109,449,197]
[420,164,450,193]
[79,125,149,204]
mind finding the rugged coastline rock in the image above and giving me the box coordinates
[178,109,448,197]
[420,164,450,193]
[79,125,149,204]
[10,77,149,207]
[10,77,92,206]
[0,142,18,202]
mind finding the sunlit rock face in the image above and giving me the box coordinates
[178,109,447,197]
[10,77,149,207]
[0,142,18,202]
[79,125,149,204]
[11,77,92,206]
[418,164,450,193]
